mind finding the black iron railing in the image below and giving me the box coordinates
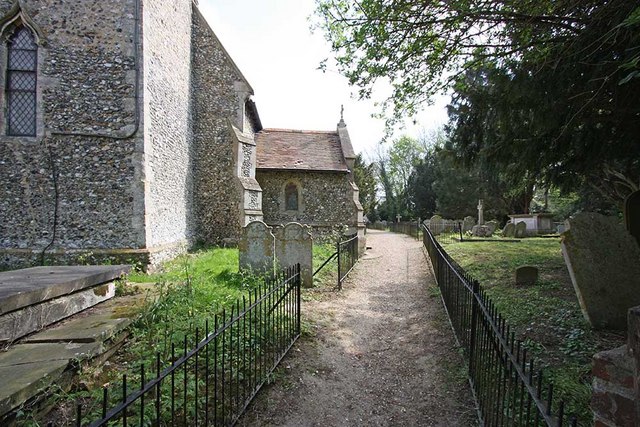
[425,220,463,244]
[61,264,301,427]
[422,225,577,427]
[337,232,358,289]
[388,220,422,239]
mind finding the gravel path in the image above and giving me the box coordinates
[239,230,477,426]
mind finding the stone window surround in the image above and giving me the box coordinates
[281,179,303,214]
[0,9,45,142]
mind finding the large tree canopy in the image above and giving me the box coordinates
[315,0,640,201]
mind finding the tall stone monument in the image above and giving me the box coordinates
[477,199,484,226]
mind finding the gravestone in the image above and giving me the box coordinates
[624,190,640,248]
[515,266,539,285]
[502,223,515,238]
[274,222,313,288]
[486,220,499,235]
[472,225,491,237]
[429,215,444,235]
[477,199,484,225]
[462,216,476,233]
[561,212,640,330]
[239,221,275,275]
[514,221,527,238]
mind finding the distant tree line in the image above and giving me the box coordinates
[354,129,621,223]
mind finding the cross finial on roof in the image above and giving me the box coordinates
[338,105,346,127]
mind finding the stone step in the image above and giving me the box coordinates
[0,265,129,343]
[0,289,151,423]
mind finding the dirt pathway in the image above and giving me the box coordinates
[239,230,477,426]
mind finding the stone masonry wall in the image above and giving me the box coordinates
[257,170,357,237]
[592,307,640,426]
[0,0,142,269]
[142,0,193,256]
[191,7,248,245]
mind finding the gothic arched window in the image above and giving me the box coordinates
[5,26,37,136]
[285,182,299,211]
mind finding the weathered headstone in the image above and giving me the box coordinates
[472,224,490,237]
[515,266,539,285]
[561,212,640,330]
[477,199,484,226]
[239,221,275,275]
[624,190,640,248]
[515,221,527,238]
[502,222,515,238]
[429,215,444,235]
[274,222,313,288]
[462,216,476,233]
[486,220,499,235]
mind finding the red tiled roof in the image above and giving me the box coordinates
[255,128,349,172]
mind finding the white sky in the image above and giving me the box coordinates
[198,0,449,158]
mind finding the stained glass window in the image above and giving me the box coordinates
[6,26,37,136]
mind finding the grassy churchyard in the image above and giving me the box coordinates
[440,237,626,424]
[15,245,338,426]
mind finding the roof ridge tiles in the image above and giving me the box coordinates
[261,128,337,135]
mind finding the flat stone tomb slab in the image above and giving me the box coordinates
[0,265,129,342]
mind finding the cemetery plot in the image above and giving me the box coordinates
[440,237,626,425]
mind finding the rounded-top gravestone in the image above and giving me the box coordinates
[502,222,515,238]
[429,215,444,236]
[514,221,527,238]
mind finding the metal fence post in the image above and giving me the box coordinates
[336,238,341,290]
[469,279,480,378]
[296,263,301,335]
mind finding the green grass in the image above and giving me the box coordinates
[17,244,341,425]
[440,238,625,424]
[312,243,338,286]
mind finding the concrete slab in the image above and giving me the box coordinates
[0,359,69,418]
[0,290,149,419]
[0,342,102,417]
[23,296,138,344]
[0,282,116,342]
[0,265,130,314]
[0,341,103,367]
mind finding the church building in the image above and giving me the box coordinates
[0,0,364,270]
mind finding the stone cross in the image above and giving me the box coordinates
[396,214,402,223]
[477,199,484,225]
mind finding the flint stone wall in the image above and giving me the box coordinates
[0,1,258,270]
[257,170,357,236]
[191,7,251,246]
[143,0,194,250]
[0,0,144,269]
